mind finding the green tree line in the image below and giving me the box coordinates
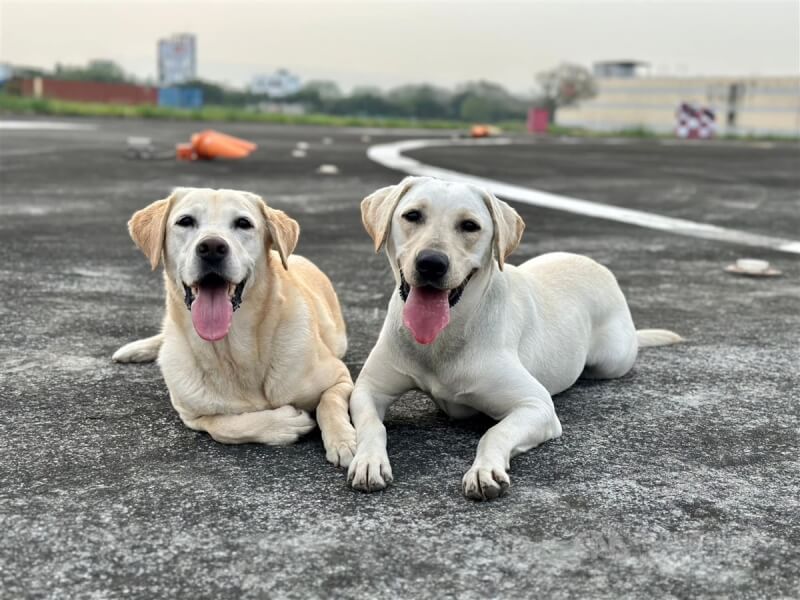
[5,59,596,124]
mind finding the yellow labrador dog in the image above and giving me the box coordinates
[113,187,356,466]
[348,176,681,500]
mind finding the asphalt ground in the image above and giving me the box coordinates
[1,117,798,598]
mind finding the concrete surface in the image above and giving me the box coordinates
[0,118,798,599]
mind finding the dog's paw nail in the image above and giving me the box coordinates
[347,451,392,492]
[492,469,511,491]
[462,467,510,501]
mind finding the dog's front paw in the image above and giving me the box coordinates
[112,337,160,363]
[462,465,510,501]
[323,425,357,468]
[264,406,316,445]
[347,447,393,492]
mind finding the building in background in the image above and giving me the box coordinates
[250,68,302,98]
[158,33,196,86]
[158,86,203,109]
[15,77,158,105]
[593,60,650,79]
[557,61,800,137]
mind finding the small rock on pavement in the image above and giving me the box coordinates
[316,164,339,175]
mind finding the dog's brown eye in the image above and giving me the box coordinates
[403,210,422,223]
[234,217,253,230]
[461,219,481,232]
[176,215,195,227]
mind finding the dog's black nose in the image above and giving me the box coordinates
[196,237,229,263]
[416,249,450,281]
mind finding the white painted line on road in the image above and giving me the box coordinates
[657,138,778,149]
[0,120,97,131]
[1,144,109,158]
[367,138,800,255]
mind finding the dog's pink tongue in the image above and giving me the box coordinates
[403,286,450,345]
[191,286,232,341]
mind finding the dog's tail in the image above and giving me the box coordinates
[636,329,683,348]
[112,333,164,363]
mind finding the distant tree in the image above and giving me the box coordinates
[115,73,533,121]
[351,85,383,97]
[288,80,342,111]
[183,79,226,103]
[535,63,597,123]
[7,64,48,79]
[459,95,493,122]
[387,84,452,119]
[452,80,529,122]
[55,60,131,84]
[329,89,395,117]
[304,80,343,100]
[178,78,270,106]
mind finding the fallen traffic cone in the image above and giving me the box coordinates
[176,130,258,161]
[191,130,256,159]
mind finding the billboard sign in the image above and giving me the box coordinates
[158,34,196,86]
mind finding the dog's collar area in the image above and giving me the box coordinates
[398,269,476,307]
[182,274,247,311]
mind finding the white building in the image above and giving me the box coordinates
[158,33,196,86]
[593,60,649,79]
[250,69,302,98]
[557,61,800,137]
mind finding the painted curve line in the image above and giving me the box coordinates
[367,137,800,255]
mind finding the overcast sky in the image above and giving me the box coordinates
[1,0,798,93]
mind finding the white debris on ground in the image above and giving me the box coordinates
[316,164,339,175]
[724,258,782,277]
[291,149,307,158]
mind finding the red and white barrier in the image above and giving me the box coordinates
[676,102,717,139]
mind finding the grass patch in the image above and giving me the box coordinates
[0,93,469,130]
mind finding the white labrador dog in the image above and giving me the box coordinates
[112,187,356,465]
[348,176,681,500]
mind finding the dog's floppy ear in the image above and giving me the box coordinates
[128,188,186,270]
[480,189,524,270]
[260,203,299,270]
[361,177,417,252]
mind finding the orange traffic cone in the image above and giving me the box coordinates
[189,130,257,160]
